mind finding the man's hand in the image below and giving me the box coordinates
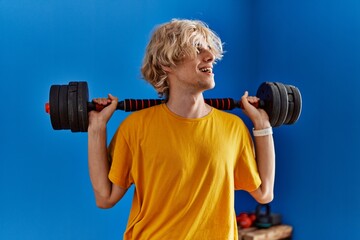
[240,91,271,129]
[88,94,118,131]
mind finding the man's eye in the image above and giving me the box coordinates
[196,47,203,54]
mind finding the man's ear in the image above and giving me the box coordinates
[161,64,173,73]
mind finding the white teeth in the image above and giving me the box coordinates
[200,68,212,73]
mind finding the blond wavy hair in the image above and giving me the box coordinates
[141,19,224,98]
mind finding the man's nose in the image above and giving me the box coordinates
[202,49,215,62]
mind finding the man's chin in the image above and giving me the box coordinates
[208,83,215,90]
[207,79,215,90]
[198,77,215,91]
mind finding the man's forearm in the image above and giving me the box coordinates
[88,125,112,200]
[252,132,275,203]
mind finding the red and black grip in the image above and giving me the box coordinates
[120,98,242,112]
[88,98,246,112]
[205,98,238,110]
[120,99,164,112]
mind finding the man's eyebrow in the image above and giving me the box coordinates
[194,42,212,50]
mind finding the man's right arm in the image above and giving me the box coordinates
[88,94,127,209]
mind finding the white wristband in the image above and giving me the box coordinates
[252,127,273,137]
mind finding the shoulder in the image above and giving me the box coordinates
[120,104,163,128]
[212,108,245,123]
[211,108,250,133]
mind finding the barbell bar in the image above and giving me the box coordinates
[45,81,302,132]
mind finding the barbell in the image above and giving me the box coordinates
[45,81,302,132]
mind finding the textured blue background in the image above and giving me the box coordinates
[1,1,359,239]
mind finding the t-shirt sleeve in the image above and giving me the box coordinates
[234,126,261,192]
[108,127,133,189]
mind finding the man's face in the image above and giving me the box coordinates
[168,40,216,94]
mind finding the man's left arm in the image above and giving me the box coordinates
[240,91,275,203]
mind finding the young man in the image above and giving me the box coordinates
[88,19,275,239]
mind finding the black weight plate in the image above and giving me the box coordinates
[284,85,295,125]
[49,85,61,130]
[273,82,289,127]
[77,82,89,132]
[59,85,70,130]
[256,82,281,127]
[68,82,80,132]
[289,85,302,124]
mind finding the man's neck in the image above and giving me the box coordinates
[166,94,211,119]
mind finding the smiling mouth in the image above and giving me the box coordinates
[199,67,213,73]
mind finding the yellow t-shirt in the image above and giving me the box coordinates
[108,104,261,240]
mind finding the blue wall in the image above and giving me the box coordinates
[1,0,359,239]
[250,1,360,239]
